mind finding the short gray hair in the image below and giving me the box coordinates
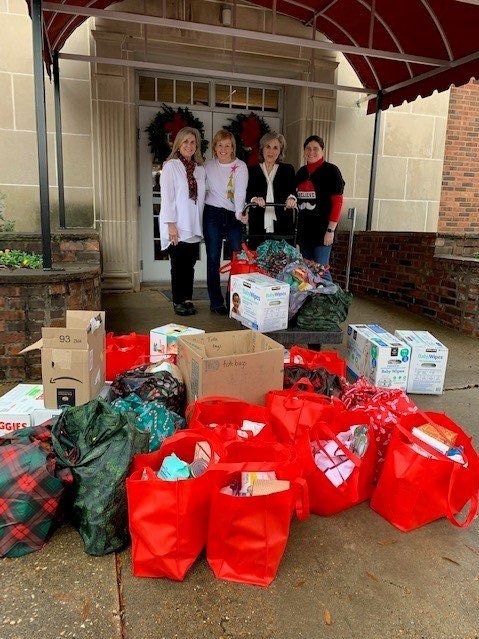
[259,132,287,162]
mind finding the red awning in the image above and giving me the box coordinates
[35,0,479,112]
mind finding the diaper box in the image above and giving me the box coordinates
[230,273,289,333]
[394,330,448,394]
[150,323,205,360]
[347,324,411,390]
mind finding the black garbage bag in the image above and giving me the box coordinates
[296,286,353,330]
[51,398,149,556]
[109,364,186,416]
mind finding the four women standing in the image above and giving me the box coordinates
[159,126,344,315]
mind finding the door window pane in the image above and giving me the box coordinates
[248,87,263,110]
[175,80,191,104]
[193,82,209,106]
[264,89,279,112]
[231,85,247,109]
[215,84,231,107]
[139,76,155,101]
[156,78,174,102]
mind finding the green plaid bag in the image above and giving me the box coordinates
[110,393,185,451]
[296,286,353,330]
[0,425,73,558]
[51,398,149,556]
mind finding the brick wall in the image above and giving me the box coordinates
[0,231,101,265]
[438,81,479,233]
[331,231,479,337]
[0,268,101,382]
[435,233,479,257]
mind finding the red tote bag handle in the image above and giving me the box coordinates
[186,396,251,421]
[310,420,363,469]
[293,477,309,521]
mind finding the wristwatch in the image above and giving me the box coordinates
[327,227,335,233]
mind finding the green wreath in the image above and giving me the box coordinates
[225,112,271,167]
[146,104,209,164]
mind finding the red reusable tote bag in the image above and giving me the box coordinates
[207,463,309,587]
[223,440,303,484]
[127,430,225,580]
[106,332,150,382]
[370,412,479,532]
[288,346,347,377]
[266,379,345,445]
[300,410,376,516]
[187,396,276,443]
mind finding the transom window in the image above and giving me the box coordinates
[138,75,281,114]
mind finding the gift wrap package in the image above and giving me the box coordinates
[394,330,448,394]
[177,330,284,405]
[230,273,289,333]
[347,324,411,390]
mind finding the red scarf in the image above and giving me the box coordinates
[177,153,198,203]
[307,157,324,175]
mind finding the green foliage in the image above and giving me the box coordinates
[0,248,43,269]
[0,192,15,232]
[146,104,209,164]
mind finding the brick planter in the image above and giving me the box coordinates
[0,266,101,382]
[0,230,101,265]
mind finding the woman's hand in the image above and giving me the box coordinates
[239,212,249,225]
[323,229,335,246]
[167,222,179,245]
[252,197,266,208]
[285,196,297,209]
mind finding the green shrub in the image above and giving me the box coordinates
[0,248,43,269]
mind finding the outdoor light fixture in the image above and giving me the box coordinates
[221,5,232,26]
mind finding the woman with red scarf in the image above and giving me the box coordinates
[160,127,206,316]
[295,135,345,282]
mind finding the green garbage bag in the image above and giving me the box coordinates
[51,398,149,556]
[110,393,185,451]
[296,286,353,330]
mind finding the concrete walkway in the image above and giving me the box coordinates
[1,290,479,639]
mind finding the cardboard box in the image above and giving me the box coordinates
[0,382,111,437]
[20,310,106,409]
[177,329,284,405]
[150,323,205,360]
[347,324,411,390]
[394,330,448,394]
[230,273,289,333]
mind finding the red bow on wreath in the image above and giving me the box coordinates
[164,113,188,146]
[240,113,261,166]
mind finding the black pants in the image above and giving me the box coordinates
[168,241,198,304]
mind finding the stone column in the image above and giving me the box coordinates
[91,32,140,291]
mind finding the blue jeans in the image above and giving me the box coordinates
[300,243,333,282]
[203,204,243,309]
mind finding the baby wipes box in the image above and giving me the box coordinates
[230,273,289,333]
[394,330,448,394]
[347,324,411,390]
[150,323,205,360]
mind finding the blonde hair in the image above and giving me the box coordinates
[259,132,286,162]
[166,127,204,164]
[212,129,236,161]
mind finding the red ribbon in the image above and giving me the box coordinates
[240,114,262,166]
[164,113,188,146]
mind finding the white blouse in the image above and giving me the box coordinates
[159,159,206,250]
[204,158,248,219]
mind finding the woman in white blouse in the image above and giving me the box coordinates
[204,129,248,315]
[159,127,206,316]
